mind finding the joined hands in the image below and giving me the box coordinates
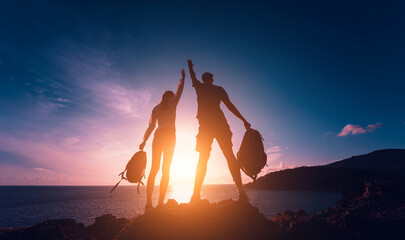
[187,59,194,68]
[244,121,251,130]
[139,139,146,151]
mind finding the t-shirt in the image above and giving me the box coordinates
[193,81,229,125]
[151,102,177,130]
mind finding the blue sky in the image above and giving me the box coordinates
[0,0,404,185]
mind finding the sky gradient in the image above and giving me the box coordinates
[1,0,404,185]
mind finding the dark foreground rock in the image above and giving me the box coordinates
[0,215,128,240]
[1,179,404,240]
[118,199,275,240]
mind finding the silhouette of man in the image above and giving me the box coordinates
[188,59,251,203]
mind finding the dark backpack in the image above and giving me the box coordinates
[110,151,147,197]
[237,129,267,181]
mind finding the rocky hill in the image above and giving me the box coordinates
[326,149,405,176]
[246,149,405,191]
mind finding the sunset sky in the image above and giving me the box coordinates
[1,0,404,185]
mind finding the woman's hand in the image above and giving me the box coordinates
[139,139,147,151]
[181,69,185,80]
[243,120,251,130]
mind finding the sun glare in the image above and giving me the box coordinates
[143,124,234,202]
[158,128,198,202]
[170,129,199,185]
[166,184,194,203]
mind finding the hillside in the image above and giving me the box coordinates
[326,149,405,176]
[246,149,405,191]
[245,166,395,193]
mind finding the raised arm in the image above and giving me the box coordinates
[187,59,201,87]
[139,110,157,150]
[173,69,185,105]
[221,89,251,130]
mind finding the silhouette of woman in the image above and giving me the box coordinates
[139,69,185,210]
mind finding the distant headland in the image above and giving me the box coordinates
[246,149,405,193]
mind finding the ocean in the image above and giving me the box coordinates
[0,185,341,228]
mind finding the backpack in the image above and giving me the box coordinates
[110,151,147,197]
[237,129,267,181]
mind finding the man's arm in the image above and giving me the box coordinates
[221,89,251,130]
[187,59,201,87]
[139,111,157,150]
[173,69,185,105]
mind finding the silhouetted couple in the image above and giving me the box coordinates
[140,60,250,210]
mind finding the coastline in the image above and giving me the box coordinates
[1,185,342,228]
[1,179,404,240]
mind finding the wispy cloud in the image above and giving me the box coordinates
[55,98,70,103]
[266,145,282,154]
[258,144,293,176]
[38,101,66,114]
[34,168,51,173]
[263,162,295,174]
[337,123,382,137]
[64,137,81,145]
[54,41,153,119]
[91,82,151,117]
[276,162,293,171]
[265,144,283,162]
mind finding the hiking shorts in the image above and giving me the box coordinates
[152,127,176,159]
[196,122,233,153]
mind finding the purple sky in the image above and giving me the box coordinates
[0,0,404,185]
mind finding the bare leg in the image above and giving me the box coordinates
[220,145,248,201]
[191,151,210,200]
[158,143,175,205]
[146,141,163,207]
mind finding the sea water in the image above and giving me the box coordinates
[0,185,341,228]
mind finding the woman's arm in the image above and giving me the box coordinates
[139,110,157,150]
[173,69,185,105]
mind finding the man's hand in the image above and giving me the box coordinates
[139,139,146,151]
[187,59,194,68]
[181,69,185,80]
[187,59,200,86]
[243,120,251,130]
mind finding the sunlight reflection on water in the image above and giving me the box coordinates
[166,184,194,203]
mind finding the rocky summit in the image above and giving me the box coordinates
[1,178,404,240]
